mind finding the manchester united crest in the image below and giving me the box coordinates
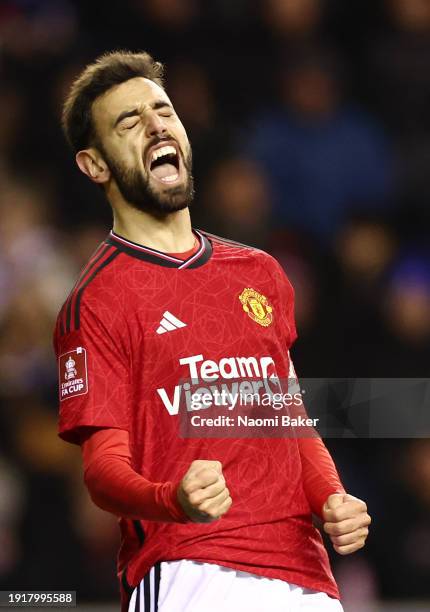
[239,288,273,327]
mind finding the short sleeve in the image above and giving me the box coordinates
[53,301,131,445]
[264,254,298,348]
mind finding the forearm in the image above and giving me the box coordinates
[84,456,186,521]
[297,436,345,519]
[81,428,187,522]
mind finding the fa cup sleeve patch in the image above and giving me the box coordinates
[59,347,88,401]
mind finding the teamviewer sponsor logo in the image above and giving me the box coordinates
[155,353,318,438]
[59,347,88,401]
[156,354,285,416]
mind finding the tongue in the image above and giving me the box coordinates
[151,163,177,179]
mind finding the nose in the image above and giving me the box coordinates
[145,110,167,138]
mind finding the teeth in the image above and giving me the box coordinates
[161,173,179,183]
[151,145,176,163]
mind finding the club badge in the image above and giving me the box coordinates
[239,288,273,327]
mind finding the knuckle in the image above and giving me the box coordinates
[182,481,194,495]
[338,510,348,522]
[333,524,343,536]
[198,499,210,512]
[188,492,200,506]
[216,476,226,489]
[353,520,362,533]
[323,523,332,535]
[193,491,208,505]
[332,509,342,521]
[199,466,215,482]
[198,470,214,485]
[199,468,210,480]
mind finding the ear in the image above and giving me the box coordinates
[76,148,111,184]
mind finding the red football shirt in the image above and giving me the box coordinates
[54,229,339,603]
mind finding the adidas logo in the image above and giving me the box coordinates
[156,311,187,335]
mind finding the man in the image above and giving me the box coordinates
[54,51,371,611]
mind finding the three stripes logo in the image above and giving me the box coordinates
[156,311,187,335]
[128,562,161,611]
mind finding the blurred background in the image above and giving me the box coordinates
[0,0,430,610]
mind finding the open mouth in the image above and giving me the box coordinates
[149,144,180,184]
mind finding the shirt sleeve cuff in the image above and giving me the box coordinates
[155,480,189,523]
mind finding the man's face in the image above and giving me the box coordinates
[91,77,194,214]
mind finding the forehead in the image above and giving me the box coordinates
[92,77,170,128]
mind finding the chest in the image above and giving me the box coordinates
[123,262,291,381]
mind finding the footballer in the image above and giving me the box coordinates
[54,51,371,611]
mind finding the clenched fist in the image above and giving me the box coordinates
[323,493,371,555]
[177,460,232,523]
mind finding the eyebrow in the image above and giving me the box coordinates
[113,100,173,128]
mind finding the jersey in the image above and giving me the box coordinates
[53,229,339,606]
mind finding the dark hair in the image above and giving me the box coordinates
[62,50,164,153]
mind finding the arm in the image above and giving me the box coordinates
[296,411,371,555]
[297,436,345,519]
[270,253,372,555]
[55,297,232,524]
[81,427,187,521]
[81,428,232,523]
[290,358,371,554]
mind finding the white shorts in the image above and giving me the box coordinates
[128,560,343,612]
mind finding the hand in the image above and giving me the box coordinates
[322,493,371,555]
[177,460,232,523]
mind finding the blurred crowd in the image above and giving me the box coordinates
[1,0,430,607]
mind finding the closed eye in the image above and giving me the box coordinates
[122,119,140,130]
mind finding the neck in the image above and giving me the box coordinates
[111,199,194,253]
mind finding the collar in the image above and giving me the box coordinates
[106,229,212,269]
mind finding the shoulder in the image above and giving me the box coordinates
[55,241,122,337]
[203,229,286,269]
[200,229,269,259]
[200,230,293,293]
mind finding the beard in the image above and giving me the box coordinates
[101,144,194,216]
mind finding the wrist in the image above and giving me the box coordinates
[158,480,189,523]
